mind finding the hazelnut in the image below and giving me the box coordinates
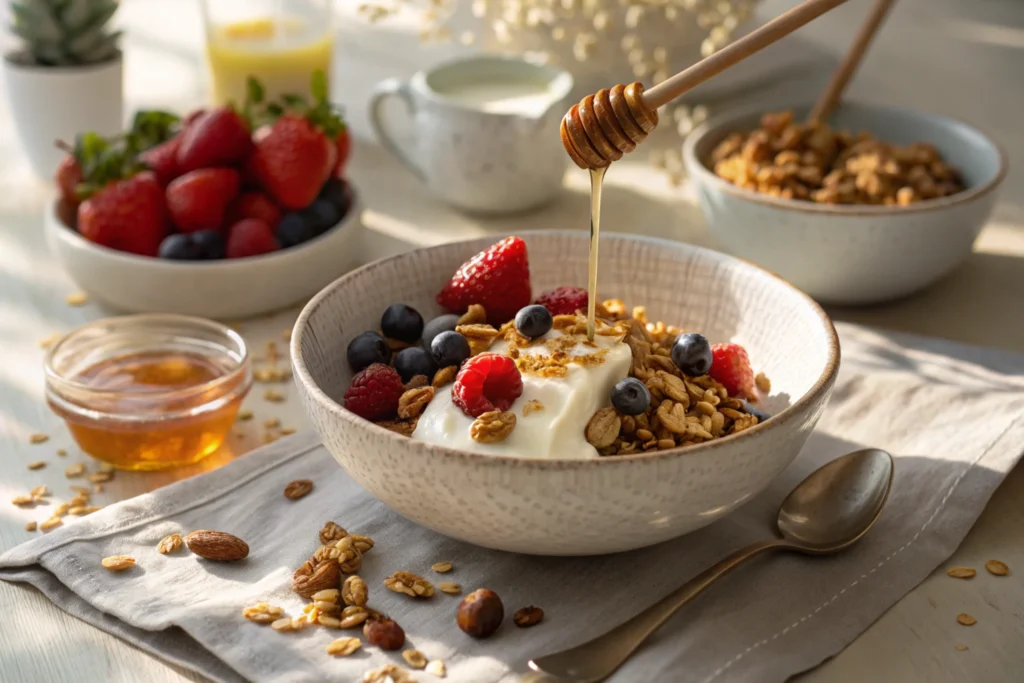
[456,588,504,639]
[363,615,405,651]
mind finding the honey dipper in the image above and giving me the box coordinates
[561,0,851,170]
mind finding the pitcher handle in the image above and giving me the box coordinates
[368,78,424,180]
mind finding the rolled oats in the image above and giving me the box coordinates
[101,555,135,571]
[27,460,46,470]
[242,603,284,624]
[438,581,462,595]
[402,649,428,669]
[24,521,37,532]
[404,374,429,391]
[363,664,416,683]
[339,605,370,628]
[318,615,342,628]
[522,399,545,416]
[458,304,487,325]
[326,636,362,656]
[470,411,517,444]
[431,561,453,573]
[385,570,434,598]
[398,386,435,419]
[426,660,447,677]
[39,517,63,532]
[956,613,976,626]
[946,566,976,579]
[65,463,86,478]
[985,560,1009,576]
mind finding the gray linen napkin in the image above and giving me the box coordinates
[3,321,1024,683]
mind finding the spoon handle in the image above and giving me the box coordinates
[528,538,789,682]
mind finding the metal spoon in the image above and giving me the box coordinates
[527,448,894,683]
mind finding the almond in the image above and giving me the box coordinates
[184,530,249,561]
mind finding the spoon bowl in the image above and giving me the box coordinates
[777,448,894,552]
[528,448,895,682]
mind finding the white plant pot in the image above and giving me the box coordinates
[3,51,124,179]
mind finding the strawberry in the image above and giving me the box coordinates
[176,107,252,173]
[78,171,168,257]
[226,218,280,258]
[535,286,587,316]
[333,127,351,177]
[225,191,282,229]
[436,236,531,325]
[247,114,331,210]
[166,168,241,233]
[139,135,182,187]
[55,155,83,205]
[708,343,756,400]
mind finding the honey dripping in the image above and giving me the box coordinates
[561,83,659,341]
[57,351,247,470]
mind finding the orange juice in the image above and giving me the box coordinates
[206,16,332,106]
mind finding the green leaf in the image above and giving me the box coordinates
[247,77,265,105]
[281,94,308,110]
[310,69,328,102]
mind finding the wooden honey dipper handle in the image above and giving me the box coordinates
[561,0,851,169]
[642,0,850,110]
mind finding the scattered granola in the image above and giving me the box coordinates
[955,644,969,652]
[65,292,89,306]
[284,479,314,500]
[985,560,1009,576]
[431,365,458,387]
[755,372,771,393]
[956,613,977,626]
[402,649,428,669]
[326,637,362,656]
[263,389,285,402]
[39,517,63,532]
[513,606,545,627]
[236,409,253,421]
[404,374,429,391]
[27,460,46,470]
[470,410,517,444]
[363,664,416,683]
[88,471,113,483]
[157,534,184,555]
[425,660,447,677]
[339,605,371,628]
[24,521,37,532]
[458,304,487,326]
[438,582,462,595]
[101,555,136,571]
[242,603,285,624]
[710,110,964,205]
[377,418,418,436]
[431,561,453,573]
[29,433,49,444]
[385,570,435,598]
[946,567,976,579]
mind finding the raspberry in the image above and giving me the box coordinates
[452,354,523,418]
[708,343,755,400]
[535,286,588,316]
[343,363,404,420]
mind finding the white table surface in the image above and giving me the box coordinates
[2,1,1024,682]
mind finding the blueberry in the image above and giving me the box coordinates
[611,377,651,415]
[319,177,350,216]
[381,303,424,343]
[303,198,341,234]
[740,399,772,424]
[191,230,225,259]
[347,331,391,372]
[276,212,317,248]
[430,330,470,368]
[514,304,553,339]
[158,233,203,260]
[393,347,438,382]
[671,333,713,376]
[421,314,460,348]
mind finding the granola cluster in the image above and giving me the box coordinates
[584,300,764,456]
[710,110,964,206]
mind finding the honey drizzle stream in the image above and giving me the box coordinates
[586,166,607,341]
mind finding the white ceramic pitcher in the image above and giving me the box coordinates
[368,55,574,215]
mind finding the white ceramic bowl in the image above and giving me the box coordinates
[45,190,363,319]
[682,102,1007,305]
[292,232,840,555]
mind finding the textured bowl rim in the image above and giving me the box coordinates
[291,231,841,470]
[681,100,1009,217]
[45,185,362,270]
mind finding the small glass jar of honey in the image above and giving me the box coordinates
[45,315,252,471]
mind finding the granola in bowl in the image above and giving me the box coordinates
[337,237,770,460]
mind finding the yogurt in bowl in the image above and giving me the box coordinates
[292,232,839,555]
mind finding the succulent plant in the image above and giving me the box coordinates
[9,0,121,67]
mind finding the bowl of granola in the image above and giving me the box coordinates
[682,102,1007,305]
[292,232,840,555]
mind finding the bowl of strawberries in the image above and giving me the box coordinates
[45,72,362,319]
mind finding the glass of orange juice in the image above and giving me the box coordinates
[200,0,333,107]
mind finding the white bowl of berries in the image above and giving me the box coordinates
[45,74,363,320]
[292,232,841,555]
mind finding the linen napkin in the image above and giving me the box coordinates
[3,321,1024,683]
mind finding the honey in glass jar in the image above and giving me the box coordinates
[45,315,252,471]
